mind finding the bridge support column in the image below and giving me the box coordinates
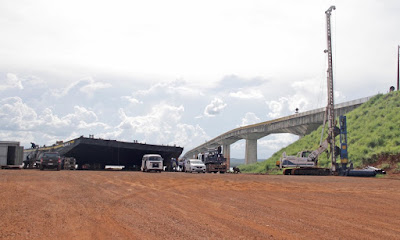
[245,139,257,164]
[222,144,230,170]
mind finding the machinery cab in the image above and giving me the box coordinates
[278,151,315,169]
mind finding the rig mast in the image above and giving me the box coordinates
[324,6,336,171]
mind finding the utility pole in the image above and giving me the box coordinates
[324,5,336,172]
[397,45,399,91]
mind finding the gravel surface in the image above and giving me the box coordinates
[1,170,399,239]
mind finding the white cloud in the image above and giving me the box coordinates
[135,79,204,97]
[265,76,331,119]
[115,103,207,151]
[76,121,109,130]
[173,123,209,149]
[264,74,350,119]
[266,96,310,119]
[229,89,264,99]
[79,81,112,96]
[266,98,286,119]
[0,96,110,145]
[64,106,99,124]
[121,96,143,104]
[0,97,38,130]
[23,75,46,86]
[39,108,70,130]
[258,134,299,152]
[0,73,23,91]
[50,77,111,98]
[116,103,184,141]
[50,81,80,97]
[37,106,110,136]
[0,130,36,146]
[239,112,261,127]
[204,98,227,117]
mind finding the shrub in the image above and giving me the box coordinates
[379,163,391,170]
[394,163,400,173]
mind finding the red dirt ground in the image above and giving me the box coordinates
[1,170,399,239]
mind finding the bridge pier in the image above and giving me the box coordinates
[245,139,257,164]
[222,144,230,170]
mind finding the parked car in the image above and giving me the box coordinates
[39,152,61,171]
[185,159,206,173]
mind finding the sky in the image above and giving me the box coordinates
[1,0,399,159]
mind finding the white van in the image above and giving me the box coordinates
[141,154,163,172]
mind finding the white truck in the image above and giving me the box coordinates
[141,154,163,172]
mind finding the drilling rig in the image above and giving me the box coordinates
[278,6,338,175]
[279,6,376,177]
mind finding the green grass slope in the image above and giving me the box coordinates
[239,91,400,173]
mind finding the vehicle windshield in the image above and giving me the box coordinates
[149,156,162,161]
[301,152,311,157]
[44,153,59,158]
[191,160,203,164]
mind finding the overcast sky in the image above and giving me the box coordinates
[1,0,399,159]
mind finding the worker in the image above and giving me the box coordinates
[233,167,241,174]
[171,158,177,172]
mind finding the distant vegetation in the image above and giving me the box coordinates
[239,91,400,173]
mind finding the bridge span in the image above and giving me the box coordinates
[184,96,372,168]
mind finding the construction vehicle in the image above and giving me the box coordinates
[62,157,76,170]
[278,6,375,176]
[199,148,227,173]
[277,6,337,175]
[279,118,341,176]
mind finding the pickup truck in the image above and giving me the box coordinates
[39,152,62,171]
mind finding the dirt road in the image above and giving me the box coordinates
[0,170,399,240]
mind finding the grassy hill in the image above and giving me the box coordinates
[239,91,400,174]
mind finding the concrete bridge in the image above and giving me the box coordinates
[183,96,372,168]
